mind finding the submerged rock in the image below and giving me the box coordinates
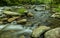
[32,26,50,37]
[45,28,60,38]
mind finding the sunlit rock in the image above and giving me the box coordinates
[51,13,60,18]
[32,26,50,37]
[8,16,19,22]
[3,11,20,15]
[17,19,27,24]
[45,28,60,38]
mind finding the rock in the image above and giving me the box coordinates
[19,35,25,38]
[45,28,60,38]
[25,36,31,38]
[3,11,20,15]
[27,12,33,17]
[17,8,28,14]
[0,21,3,24]
[31,5,36,9]
[9,30,15,33]
[8,16,19,22]
[24,5,31,9]
[45,5,50,10]
[0,31,12,38]
[17,19,27,24]
[3,7,11,10]
[34,8,42,11]
[24,10,28,13]
[51,13,60,18]
[0,25,24,30]
[32,26,50,37]
[2,18,8,21]
[34,6,45,11]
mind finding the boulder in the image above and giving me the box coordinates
[32,26,50,37]
[45,28,60,38]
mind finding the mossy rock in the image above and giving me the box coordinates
[3,7,28,15]
[17,8,27,14]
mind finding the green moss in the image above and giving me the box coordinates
[53,8,60,12]
[3,7,27,15]
[52,5,60,12]
[17,8,27,14]
[44,0,52,3]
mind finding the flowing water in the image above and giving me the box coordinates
[0,5,52,38]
